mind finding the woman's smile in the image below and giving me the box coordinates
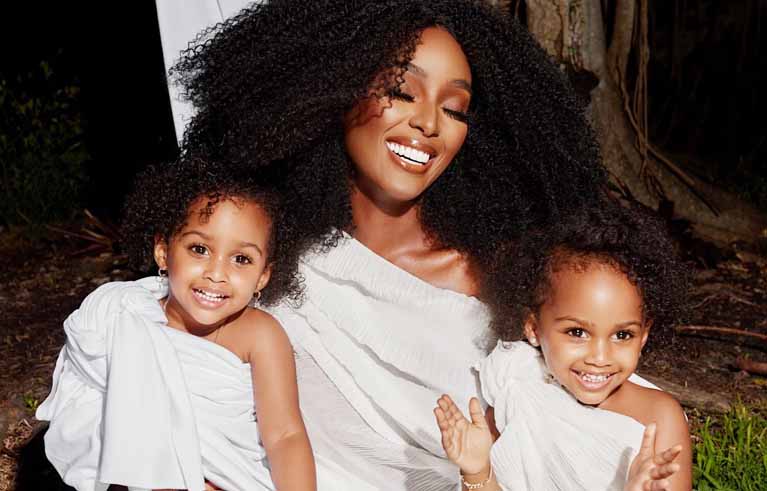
[345,27,472,208]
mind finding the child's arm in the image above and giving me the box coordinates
[650,393,693,491]
[246,313,316,491]
[434,395,500,491]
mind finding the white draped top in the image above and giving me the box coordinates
[270,234,493,490]
[36,278,274,491]
[479,341,647,491]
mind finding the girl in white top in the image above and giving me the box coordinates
[435,203,693,491]
[37,159,316,491]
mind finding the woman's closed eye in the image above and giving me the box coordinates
[389,88,470,123]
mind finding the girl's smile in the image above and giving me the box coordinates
[525,263,650,407]
[155,198,273,336]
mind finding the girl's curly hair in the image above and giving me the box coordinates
[171,0,607,269]
[121,157,308,306]
[482,200,691,350]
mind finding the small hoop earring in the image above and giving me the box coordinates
[253,290,262,302]
[158,268,168,277]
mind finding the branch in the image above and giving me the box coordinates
[736,356,767,376]
[675,325,767,343]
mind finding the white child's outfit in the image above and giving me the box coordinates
[478,341,648,490]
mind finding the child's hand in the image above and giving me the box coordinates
[625,423,682,491]
[434,395,493,475]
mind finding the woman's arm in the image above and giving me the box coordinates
[244,312,316,491]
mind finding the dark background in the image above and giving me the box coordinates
[0,0,765,226]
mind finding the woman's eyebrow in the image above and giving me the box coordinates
[406,63,472,94]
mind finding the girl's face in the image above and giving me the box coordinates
[154,198,272,335]
[524,263,650,407]
[344,27,472,209]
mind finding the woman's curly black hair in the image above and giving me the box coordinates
[121,157,308,306]
[171,0,606,269]
[481,200,691,350]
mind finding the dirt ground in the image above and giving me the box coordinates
[0,228,765,490]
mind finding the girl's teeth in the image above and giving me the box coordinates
[386,142,430,164]
[580,372,610,383]
[195,289,225,302]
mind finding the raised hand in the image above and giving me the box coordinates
[434,395,494,475]
[625,423,682,491]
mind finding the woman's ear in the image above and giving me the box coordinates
[523,314,540,347]
[153,235,168,270]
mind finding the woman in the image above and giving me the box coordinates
[166,1,606,488]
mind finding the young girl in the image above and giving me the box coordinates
[434,203,693,491]
[37,158,317,491]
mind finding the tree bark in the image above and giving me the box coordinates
[522,0,767,245]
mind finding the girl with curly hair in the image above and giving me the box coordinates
[435,202,692,490]
[37,159,317,491]
[151,0,633,488]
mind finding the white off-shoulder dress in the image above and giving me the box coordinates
[479,341,647,491]
[269,234,493,490]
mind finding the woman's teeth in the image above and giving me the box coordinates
[193,289,227,303]
[386,141,430,165]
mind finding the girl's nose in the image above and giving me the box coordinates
[204,256,228,282]
[584,339,611,367]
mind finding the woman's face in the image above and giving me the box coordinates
[344,27,472,209]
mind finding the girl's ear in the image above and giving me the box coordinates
[640,319,653,349]
[255,264,272,294]
[153,235,169,270]
[523,314,540,347]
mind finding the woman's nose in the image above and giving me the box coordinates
[409,100,440,137]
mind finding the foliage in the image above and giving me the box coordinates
[693,404,767,490]
[0,58,89,225]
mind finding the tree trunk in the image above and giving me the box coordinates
[521,0,767,245]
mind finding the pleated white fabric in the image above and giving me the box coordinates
[35,278,274,491]
[269,234,493,490]
[478,341,647,491]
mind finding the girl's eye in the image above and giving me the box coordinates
[615,331,634,341]
[443,107,469,123]
[190,244,208,255]
[234,254,252,265]
[566,328,586,338]
[389,88,415,102]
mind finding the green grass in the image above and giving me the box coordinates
[693,404,767,490]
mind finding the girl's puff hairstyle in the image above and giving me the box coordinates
[482,201,691,350]
[120,158,306,306]
[171,0,606,269]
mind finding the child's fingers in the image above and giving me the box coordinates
[637,422,657,460]
[434,407,450,431]
[644,478,670,491]
[468,397,488,429]
[650,462,680,480]
[655,445,682,465]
